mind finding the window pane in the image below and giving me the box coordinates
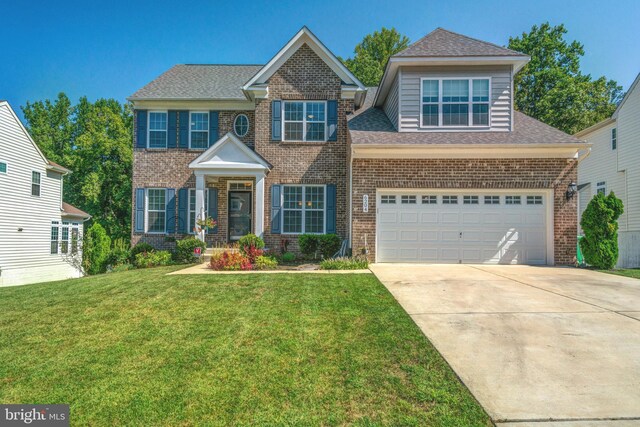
[463,195,479,204]
[305,211,324,233]
[284,102,304,121]
[284,122,303,141]
[148,212,165,232]
[149,130,167,148]
[443,80,469,102]
[381,195,396,204]
[0,162,6,173]
[422,80,439,102]
[283,210,302,233]
[32,171,40,184]
[234,115,249,137]
[484,195,500,204]
[422,195,437,204]
[32,184,40,196]
[283,186,302,209]
[443,104,469,126]
[305,187,324,210]
[306,102,325,122]
[148,189,166,211]
[306,123,325,141]
[472,79,489,102]
[472,104,489,126]
[149,112,167,131]
[401,195,417,204]
[190,131,208,149]
[190,113,208,131]
[443,195,458,204]
[422,104,439,126]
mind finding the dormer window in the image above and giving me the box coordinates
[421,78,490,128]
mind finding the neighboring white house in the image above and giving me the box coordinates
[576,73,640,268]
[0,100,90,286]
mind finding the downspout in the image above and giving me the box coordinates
[348,147,353,251]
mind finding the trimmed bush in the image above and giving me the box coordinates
[320,257,369,270]
[174,237,206,263]
[281,252,296,263]
[298,234,319,258]
[210,251,252,271]
[580,192,624,269]
[238,234,265,255]
[255,255,278,270]
[318,234,342,259]
[130,242,154,263]
[134,250,172,268]
[83,222,112,275]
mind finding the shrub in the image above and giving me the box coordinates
[130,242,154,263]
[210,251,252,271]
[134,250,172,268]
[174,237,206,263]
[238,234,265,255]
[108,238,131,267]
[298,234,319,258]
[318,234,342,259]
[108,263,134,273]
[243,245,264,264]
[281,252,296,263]
[580,192,624,269]
[320,257,369,270]
[83,222,112,275]
[254,255,278,270]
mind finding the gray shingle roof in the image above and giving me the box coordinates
[394,28,527,58]
[129,64,263,100]
[348,107,584,145]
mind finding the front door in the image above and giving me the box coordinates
[228,191,252,241]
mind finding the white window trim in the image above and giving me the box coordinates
[233,114,250,138]
[0,161,7,174]
[31,171,41,197]
[281,184,326,235]
[188,188,209,234]
[189,111,209,150]
[50,221,59,255]
[147,110,168,149]
[596,181,606,195]
[145,188,167,234]
[419,77,492,129]
[611,128,617,150]
[282,101,328,142]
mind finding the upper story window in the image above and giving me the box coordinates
[234,114,250,137]
[611,128,617,150]
[190,112,209,149]
[31,171,41,196]
[596,181,606,195]
[283,101,326,142]
[0,161,7,174]
[421,78,490,128]
[148,112,167,148]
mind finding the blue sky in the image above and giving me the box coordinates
[2,0,639,120]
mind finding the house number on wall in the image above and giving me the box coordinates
[363,194,369,213]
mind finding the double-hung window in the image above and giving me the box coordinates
[32,171,41,196]
[421,78,490,127]
[596,181,606,195]
[189,112,209,149]
[50,221,59,254]
[148,112,168,148]
[283,101,326,142]
[147,189,166,233]
[188,189,209,233]
[611,128,617,150]
[61,222,69,254]
[282,185,325,234]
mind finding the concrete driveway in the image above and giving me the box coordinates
[370,264,640,426]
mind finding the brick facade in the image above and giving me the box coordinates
[350,158,578,265]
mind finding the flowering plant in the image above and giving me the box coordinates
[193,216,217,233]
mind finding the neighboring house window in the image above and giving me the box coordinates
[32,171,41,196]
[282,185,325,234]
[597,181,606,195]
[50,221,59,254]
[60,222,70,254]
[71,225,79,255]
[148,112,167,148]
[283,101,326,142]
[421,78,490,127]
[147,189,166,233]
[189,112,209,149]
[234,114,249,137]
[188,189,209,234]
[611,128,617,150]
[0,161,7,174]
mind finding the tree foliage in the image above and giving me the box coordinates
[508,23,623,134]
[580,192,624,269]
[341,27,410,87]
[83,222,112,275]
[22,94,133,240]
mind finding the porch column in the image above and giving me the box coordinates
[255,174,265,238]
[195,174,206,242]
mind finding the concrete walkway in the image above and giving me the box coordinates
[370,264,640,426]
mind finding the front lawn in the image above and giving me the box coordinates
[0,268,489,426]
[600,268,640,279]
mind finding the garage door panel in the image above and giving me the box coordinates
[399,231,418,241]
[420,230,438,241]
[379,212,397,223]
[441,230,460,242]
[461,212,481,224]
[440,212,459,223]
[400,212,418,223]
[379,231,397,241]
[440,248,461,262]
[420,212,438,223]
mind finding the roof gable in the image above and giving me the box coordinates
[394,28,527,58]
[613,72,640,117]
[242,26,365,90]
[189,132,271,172]
[0,101,49,166]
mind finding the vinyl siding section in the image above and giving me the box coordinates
[616,80,640,233]
[398,65,512,132]
[0,103,82,286]
[383,73,399,130]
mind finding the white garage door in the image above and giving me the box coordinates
[377,191,550,265]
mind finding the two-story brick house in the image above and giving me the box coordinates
[129,27,588,265]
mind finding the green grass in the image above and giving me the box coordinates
[600,268,640,279]
[0,267,489,426]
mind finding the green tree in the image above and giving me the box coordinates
[83,222,112,275]
[341,27,410,87]
[22,95,133,240]
[508,23,623,134]
[580,192,624,269]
